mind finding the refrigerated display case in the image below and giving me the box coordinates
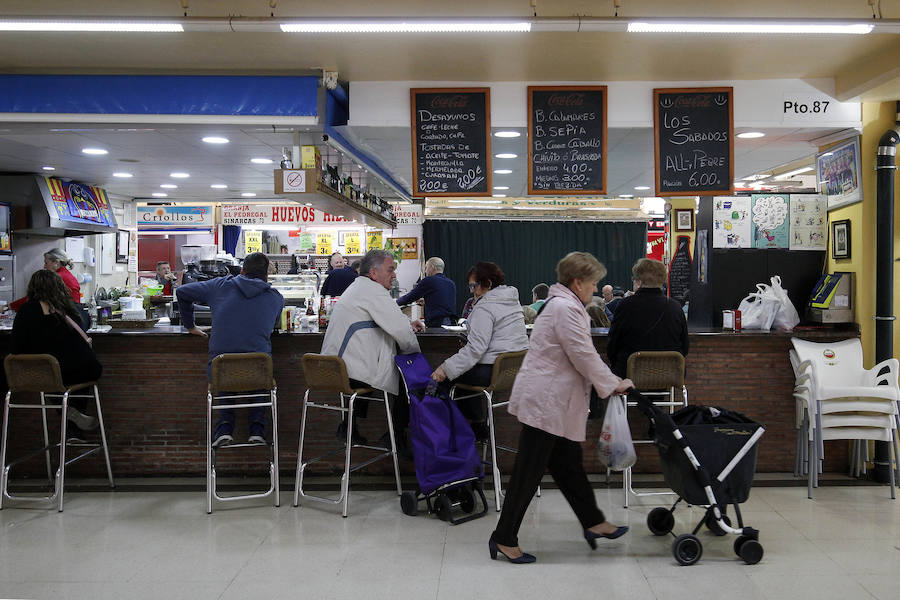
[268,270,320,307]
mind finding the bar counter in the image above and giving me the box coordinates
[0,325,857,479]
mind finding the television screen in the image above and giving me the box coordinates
[43,178,115,228]
[0,202,10,254]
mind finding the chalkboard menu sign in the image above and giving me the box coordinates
[654,87,734,197]
[528,86,607,195]
[410,88,491,197]
[668,235,693,305]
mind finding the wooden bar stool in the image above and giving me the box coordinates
[622,350,687,508]
[450,350,528,511]
[207,353,279,514]
[293,354,401,518]
[0,354,114,512]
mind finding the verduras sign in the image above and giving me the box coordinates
[221,204,350,226]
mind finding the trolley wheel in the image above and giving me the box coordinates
[436,494,452,522]
[738,539,764,565]
[734,535,754,557]
[672,534,703,566]
[705,513,732,536]
[647,507,675,536]
[400,491,418,517]
[459,487,476,514]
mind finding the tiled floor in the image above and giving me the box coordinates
[1,484,899,599]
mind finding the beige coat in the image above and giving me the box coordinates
[508,283,622,442]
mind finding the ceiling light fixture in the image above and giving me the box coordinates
[160,184,177,189]
[494,131,521,138]
[201,136,229,144]
[737,131,766,139]
[627,20,873,34]
[241,192,257,197]
[170,172,190,178]
[493,169,513,174]
[634,186,650,191]
[210,184,228,189]
[774,166,814,180]
[250,158,273,164]
[492,194,507,198]
[0,20,184,32]
[112,172,133,178]
[152,192,168,197]
[619,194,634,198]
[493,186,510,190]
[81,148,108,155]
[41,166,55,171]
[495,153,518,159]
[280,20,531,33]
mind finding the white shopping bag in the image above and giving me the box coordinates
[766,276,801,331]
[738,292,780,330]
[598,394,637,471]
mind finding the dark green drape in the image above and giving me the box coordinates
[423,220,647,310]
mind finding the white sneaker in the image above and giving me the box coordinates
[67,407,99,431]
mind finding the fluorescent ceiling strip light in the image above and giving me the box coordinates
[281,21,531,33]
[774,166,814,180]
[627,21,873,34]
[0,20,183,32]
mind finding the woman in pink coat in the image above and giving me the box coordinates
[490,252,634,564]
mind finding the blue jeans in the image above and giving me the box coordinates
[215,390,268,433]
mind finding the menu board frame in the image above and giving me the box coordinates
[653,87,734,197]
[410,87,492,197]
[527,85,608,195]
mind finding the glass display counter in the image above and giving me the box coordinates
[269,270,320,307]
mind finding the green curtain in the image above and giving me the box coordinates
[423,220,647,310]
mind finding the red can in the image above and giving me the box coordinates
[734,309,742,331]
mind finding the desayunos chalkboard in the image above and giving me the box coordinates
[410,88,491,197]
[528,86,607,195]
[668,235,693,305]
[654,87,734,197]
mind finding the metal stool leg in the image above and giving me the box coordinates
[341,394,355,518]
[382,391,402,496]
[56,392,69,512]
[0,391,11,510]
[293,389,311,507]
[206,390,214,514]
[485,390,502,511]
[39,392,52,482]
[93,386,115,489]
[271,389,280,508]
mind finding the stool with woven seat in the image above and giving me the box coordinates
[293,353,401,517]
[0,354,114,512]
[449,350,529,511]
[621,351,687,508]
[207,352,279,514]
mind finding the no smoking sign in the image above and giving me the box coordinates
[281,170,307,193]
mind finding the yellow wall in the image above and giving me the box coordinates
[826,101,900,367]
[667,197,697,261]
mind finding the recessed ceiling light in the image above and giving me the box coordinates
[495,153,518,159]
[634,186,651,191]
[250,158,273,164]
[160,184,177,189]
[201,136,229,144]
[210,184,227,189]
[41,166,55,171]
[493,186,510,190]
[492,194,507,198]
[493,169,513,174]
[304,203,312,206]
[737,132,766,139]
[494,131,521,138]
[170,172,190,178]
[619,194,634,198]
[82,148,108,155]
[152,192,168,197]
[112,172,132,178]
[241,192,257,197]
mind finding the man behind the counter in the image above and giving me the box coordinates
[156,261,177,295]
[177,252,285,447]
[396,257,457,327]
[322,249,424,447]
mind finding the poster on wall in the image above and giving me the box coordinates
[712,196,751,248]
[789,194,827,250]
[298,232,315,253]
[387,237,418,260]
[816,137,861,211]
[751,194,790,249]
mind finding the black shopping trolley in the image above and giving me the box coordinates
[631,389,766,566]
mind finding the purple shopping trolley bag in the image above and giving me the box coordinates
[395,353,483,495]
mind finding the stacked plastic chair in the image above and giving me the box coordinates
[790,338,899,499]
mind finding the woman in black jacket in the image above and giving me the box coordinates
[11,270,102,442]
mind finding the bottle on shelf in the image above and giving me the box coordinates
[305,297,315,316]
[318,296,328,331]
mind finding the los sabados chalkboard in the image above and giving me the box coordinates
[410,88,491,197]
[528,86,607,195]
[654,87,734,197]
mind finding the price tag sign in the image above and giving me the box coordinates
[345,232,361,254]
[245,231,262,254]
[367,230,383,251]
[316,232,332,255]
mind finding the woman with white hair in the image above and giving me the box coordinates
[10,247,81,312]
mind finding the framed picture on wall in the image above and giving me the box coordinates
[674,208,694,231]
[116,230,130,263]
[817,137,862,211]
[831,219,851,259]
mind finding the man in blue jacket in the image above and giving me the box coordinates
[396,257,457,327]
[177,252,285,447]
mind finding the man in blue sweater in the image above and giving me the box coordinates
[396,256,457,327]
[177,252,285,447]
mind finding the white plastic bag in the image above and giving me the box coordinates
[766,276,801,331]
[738,292,779,330]
[598,395,636,471]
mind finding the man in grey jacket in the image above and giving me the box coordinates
[321,249,424,445]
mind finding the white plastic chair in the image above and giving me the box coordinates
[791,338,900,499]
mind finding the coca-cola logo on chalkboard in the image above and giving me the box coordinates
[548,93,585,107]
[431,95,470,109]
[674,95,713,108]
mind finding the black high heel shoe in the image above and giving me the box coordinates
[488,534,536,564]
[584,525,629,549]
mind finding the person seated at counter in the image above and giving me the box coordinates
[321,249,424,447]
[529,283,549,313]
[606,258,689,378]
[156,261,177,295]
[11,270,101,443]
[10,248,82,316]
[320,256,359,298]
[396,257,457,327]
[325,252,344,274]
[176,252,285,447]
[430,261,528,437]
